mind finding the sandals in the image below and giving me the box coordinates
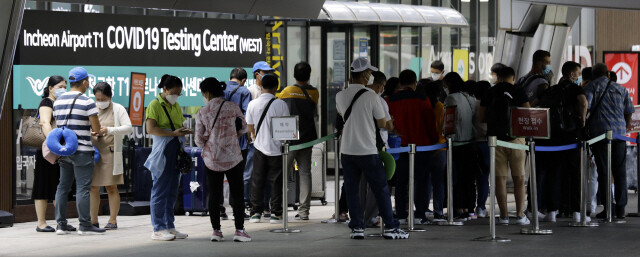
[36,225,55,232]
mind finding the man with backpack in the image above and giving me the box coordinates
[336,57,407,240]
[584,63,635,220]
[278,62,319,220]
[477,67,531,226]
[516,50,552,107]
[537,61,588,222]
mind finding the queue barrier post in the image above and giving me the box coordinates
[473,136,510,242]
[629,134,640,217]
[271,142,300,233]
[407,144,426,232]
[439,137,463,226]
[323,136,343,224]
[605,131,614,223]
[520,138,552,235]
[569,141,599,227]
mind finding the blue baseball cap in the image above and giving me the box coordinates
[68,67,94,83]
[252,61,275,73]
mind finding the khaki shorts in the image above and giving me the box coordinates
[495,138,526,177]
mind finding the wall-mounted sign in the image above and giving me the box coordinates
[444,105,456,136]
[604,52,639,105]
[129,72,146,126]
[453,49,469,81]
[271,116,299,141]
[510,107,550,139]
[17,10,265,67]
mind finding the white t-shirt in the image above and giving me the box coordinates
[249,84,262,100]
[336,84,385,156]
[246,93,290,156]
[379,95,391,148]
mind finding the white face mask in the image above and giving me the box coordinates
[54,88,66,99]
[366,73,374,86]
[489,75,498,84]
[96,101,110,110]
[431,72,441,81]
[203,96,209,105]
[166,94,180,105]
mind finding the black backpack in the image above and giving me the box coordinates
[539,82,578,135]
[516,73,545,102]
[487,86,516,141]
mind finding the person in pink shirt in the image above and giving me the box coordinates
[195,77,251,242]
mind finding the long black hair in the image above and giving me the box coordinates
[158,74,183,90]
[443,72,465,94]
[44,75,66,99]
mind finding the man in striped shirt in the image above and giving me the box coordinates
[53,67,105,235]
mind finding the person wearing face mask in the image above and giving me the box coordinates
[88,82,132,230]
[249,61,275,100]
[195,77,250,242]
[32,75,68,233]
[387,69,438,225]
[489,63,506,87]
[430,60,448,102]
[144,74,193,241]
[53,67,104,235]
[536,61,589,223]
[516,50,552,107]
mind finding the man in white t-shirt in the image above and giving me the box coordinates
[336,57,407,240]
[246,74,289,224]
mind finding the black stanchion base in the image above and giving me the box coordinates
[596,219,627,224]
[473,236,511,242]
[568,222,599,227]
[406,227,426,232]
[437,221,464,226]
[520,228,553,235]
[321,219,347,224]
[626,213,640,217]
[367,234,383,237]
[270,228,301,233]
[119,201,151,216]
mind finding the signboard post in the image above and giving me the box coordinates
[270,116,300,234]
[129,72,146,127]
[510,107,552,235]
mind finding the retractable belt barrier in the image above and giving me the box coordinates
[289,133,337,151]
[613,134,637,143]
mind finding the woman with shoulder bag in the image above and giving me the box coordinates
[196,77,251,242]
[33,76,72,233]
[144,75,193,241]
[89,82,133,230]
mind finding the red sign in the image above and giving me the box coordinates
[129,72,146,126]
[604,52,639,105]
[629,106,640,133]
[444,106,456,136]
[510,108,550,139]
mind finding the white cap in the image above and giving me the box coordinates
[350,57,378,73]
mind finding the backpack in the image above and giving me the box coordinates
[539,82,578,135]
[487,85,516,141]
[516,73,545,103]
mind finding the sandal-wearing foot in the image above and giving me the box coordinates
[36,226,55,232]
[104,223,118,230]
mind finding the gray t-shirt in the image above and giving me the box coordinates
[444,92,476,142]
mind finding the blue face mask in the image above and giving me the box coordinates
[575,76,582,86]
[54,88,66,99]
[543,65,552,75]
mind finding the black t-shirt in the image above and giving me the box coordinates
[38,97,54,120]
[541,79,586,144]
[481,82,529,140]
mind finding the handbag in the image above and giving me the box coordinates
[21,105,52,148]
[42,140,59,164]
[160,102,193,174]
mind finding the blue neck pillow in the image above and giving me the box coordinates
[94,147,100,163]
[46,127,78,156]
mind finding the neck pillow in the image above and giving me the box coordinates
[45,127,78,156]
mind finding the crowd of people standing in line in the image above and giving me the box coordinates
[30,49,634,242]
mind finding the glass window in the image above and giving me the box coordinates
[309,26,322,135]
[84,4,104,13]
[477,0,497,81]
[327,30,347,143]
[379,26,399,77]
[352,26,371,61]
[50,2,72,12]
[115,7,144,15]
[421,26,440,78]
[177,11,205,18]
[147,9,174,16]
[286,26,308,87]
[565,8,595,68]
[400,27,419,75]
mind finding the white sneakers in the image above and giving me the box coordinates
[573,212,592,223]
[516,215,531,225]
[475,207,487,218]
[151,229,187,241]
[151,230,176,241]
[498,217,509,225]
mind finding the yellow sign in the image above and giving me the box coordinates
[453,49,469,81]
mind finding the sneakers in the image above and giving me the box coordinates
[498,217,509,225]
[468,213,478,220]
[78,225,106,235]
[525,209,546,220]
[397,219,408,225]
[573,212,592,223]
[56,224,70,235]
[454,212,469,222]
[211,230,224,242]
[516,215,530,225]
[433,213,446,222]
[220,213,229,220]
[417,218,431,225]
[475,207,487,218]
[542,211,557,222]
[250,213,262,223]
[295,214,309,220]
[233,230,252,242]
[270,215,282,224]
[151,230,176,241]
[350,228,365,239]
[169,229,188,239]
[232,212,251,221]
[383,228,410,240]
[263,211,271,218]
[425,209,434,217]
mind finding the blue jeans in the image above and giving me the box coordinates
[396,152,431,219]
[55,151,95,227]
[150,139,182,232]
[428,150,446,215]
[342,153,399,229]
[475,142,490,210]
[244,144,270,211]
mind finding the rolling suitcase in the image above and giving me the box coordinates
[133,147,153,201]
[311,143,327,205]
[182,147,209,216]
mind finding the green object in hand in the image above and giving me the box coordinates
[378,150,396,181]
